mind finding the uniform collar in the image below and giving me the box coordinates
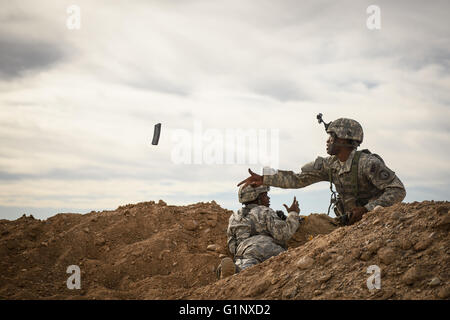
[331,149,357,175]
[245,204,259,210]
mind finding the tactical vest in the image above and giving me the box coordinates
[328,149,383,216]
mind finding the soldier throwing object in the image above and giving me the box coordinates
[237,117,406,226]
[216,185,301,279]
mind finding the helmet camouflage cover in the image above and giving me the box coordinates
[238,185,270,204]
[326,118,364,144]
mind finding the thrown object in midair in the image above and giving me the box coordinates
[152,123,161,145]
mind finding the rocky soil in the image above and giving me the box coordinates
[0,200,448,300]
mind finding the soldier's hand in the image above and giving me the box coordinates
[237,168,263,189]
[348,206,368,225]
[283,196,300,214]
[275,210,287,220]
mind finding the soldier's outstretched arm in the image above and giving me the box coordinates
[263,157,329,189]
[363,158,406,211]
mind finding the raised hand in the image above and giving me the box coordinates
[237,168,263,189]
[283,196,300,214]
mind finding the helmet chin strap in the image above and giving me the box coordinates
[332,142,355,148]
[257,197,263,206]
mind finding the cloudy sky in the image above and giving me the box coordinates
[0,0,449,220]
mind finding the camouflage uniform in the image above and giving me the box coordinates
[263,149,406,213]
[227,204,299,271]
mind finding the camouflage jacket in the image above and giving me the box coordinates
[263,149,406,213]
[227,204,300,257]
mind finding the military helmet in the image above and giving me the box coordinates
[326,118,364,144]
[238,185,270,204]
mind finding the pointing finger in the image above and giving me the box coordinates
[237,178,247,187]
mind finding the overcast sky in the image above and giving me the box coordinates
[0,0,449,220]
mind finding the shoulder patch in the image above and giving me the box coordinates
[378,169,393,181]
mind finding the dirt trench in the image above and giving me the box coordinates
[0,200,448,300]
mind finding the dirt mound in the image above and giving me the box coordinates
[0,200,334,299]
[0,200,230,299]
[287,214,337,249]
[0,200,448,299]
[180,201,450,300]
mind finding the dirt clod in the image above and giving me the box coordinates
[296,256,314,269]
[378,248,396,265]
[437,286,450,299]
[428,277,441,287]
[402,266,427,285]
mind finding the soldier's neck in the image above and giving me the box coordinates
[336,148,353,162]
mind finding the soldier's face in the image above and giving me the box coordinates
[259,192,270,207]
[326,134,338,155]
